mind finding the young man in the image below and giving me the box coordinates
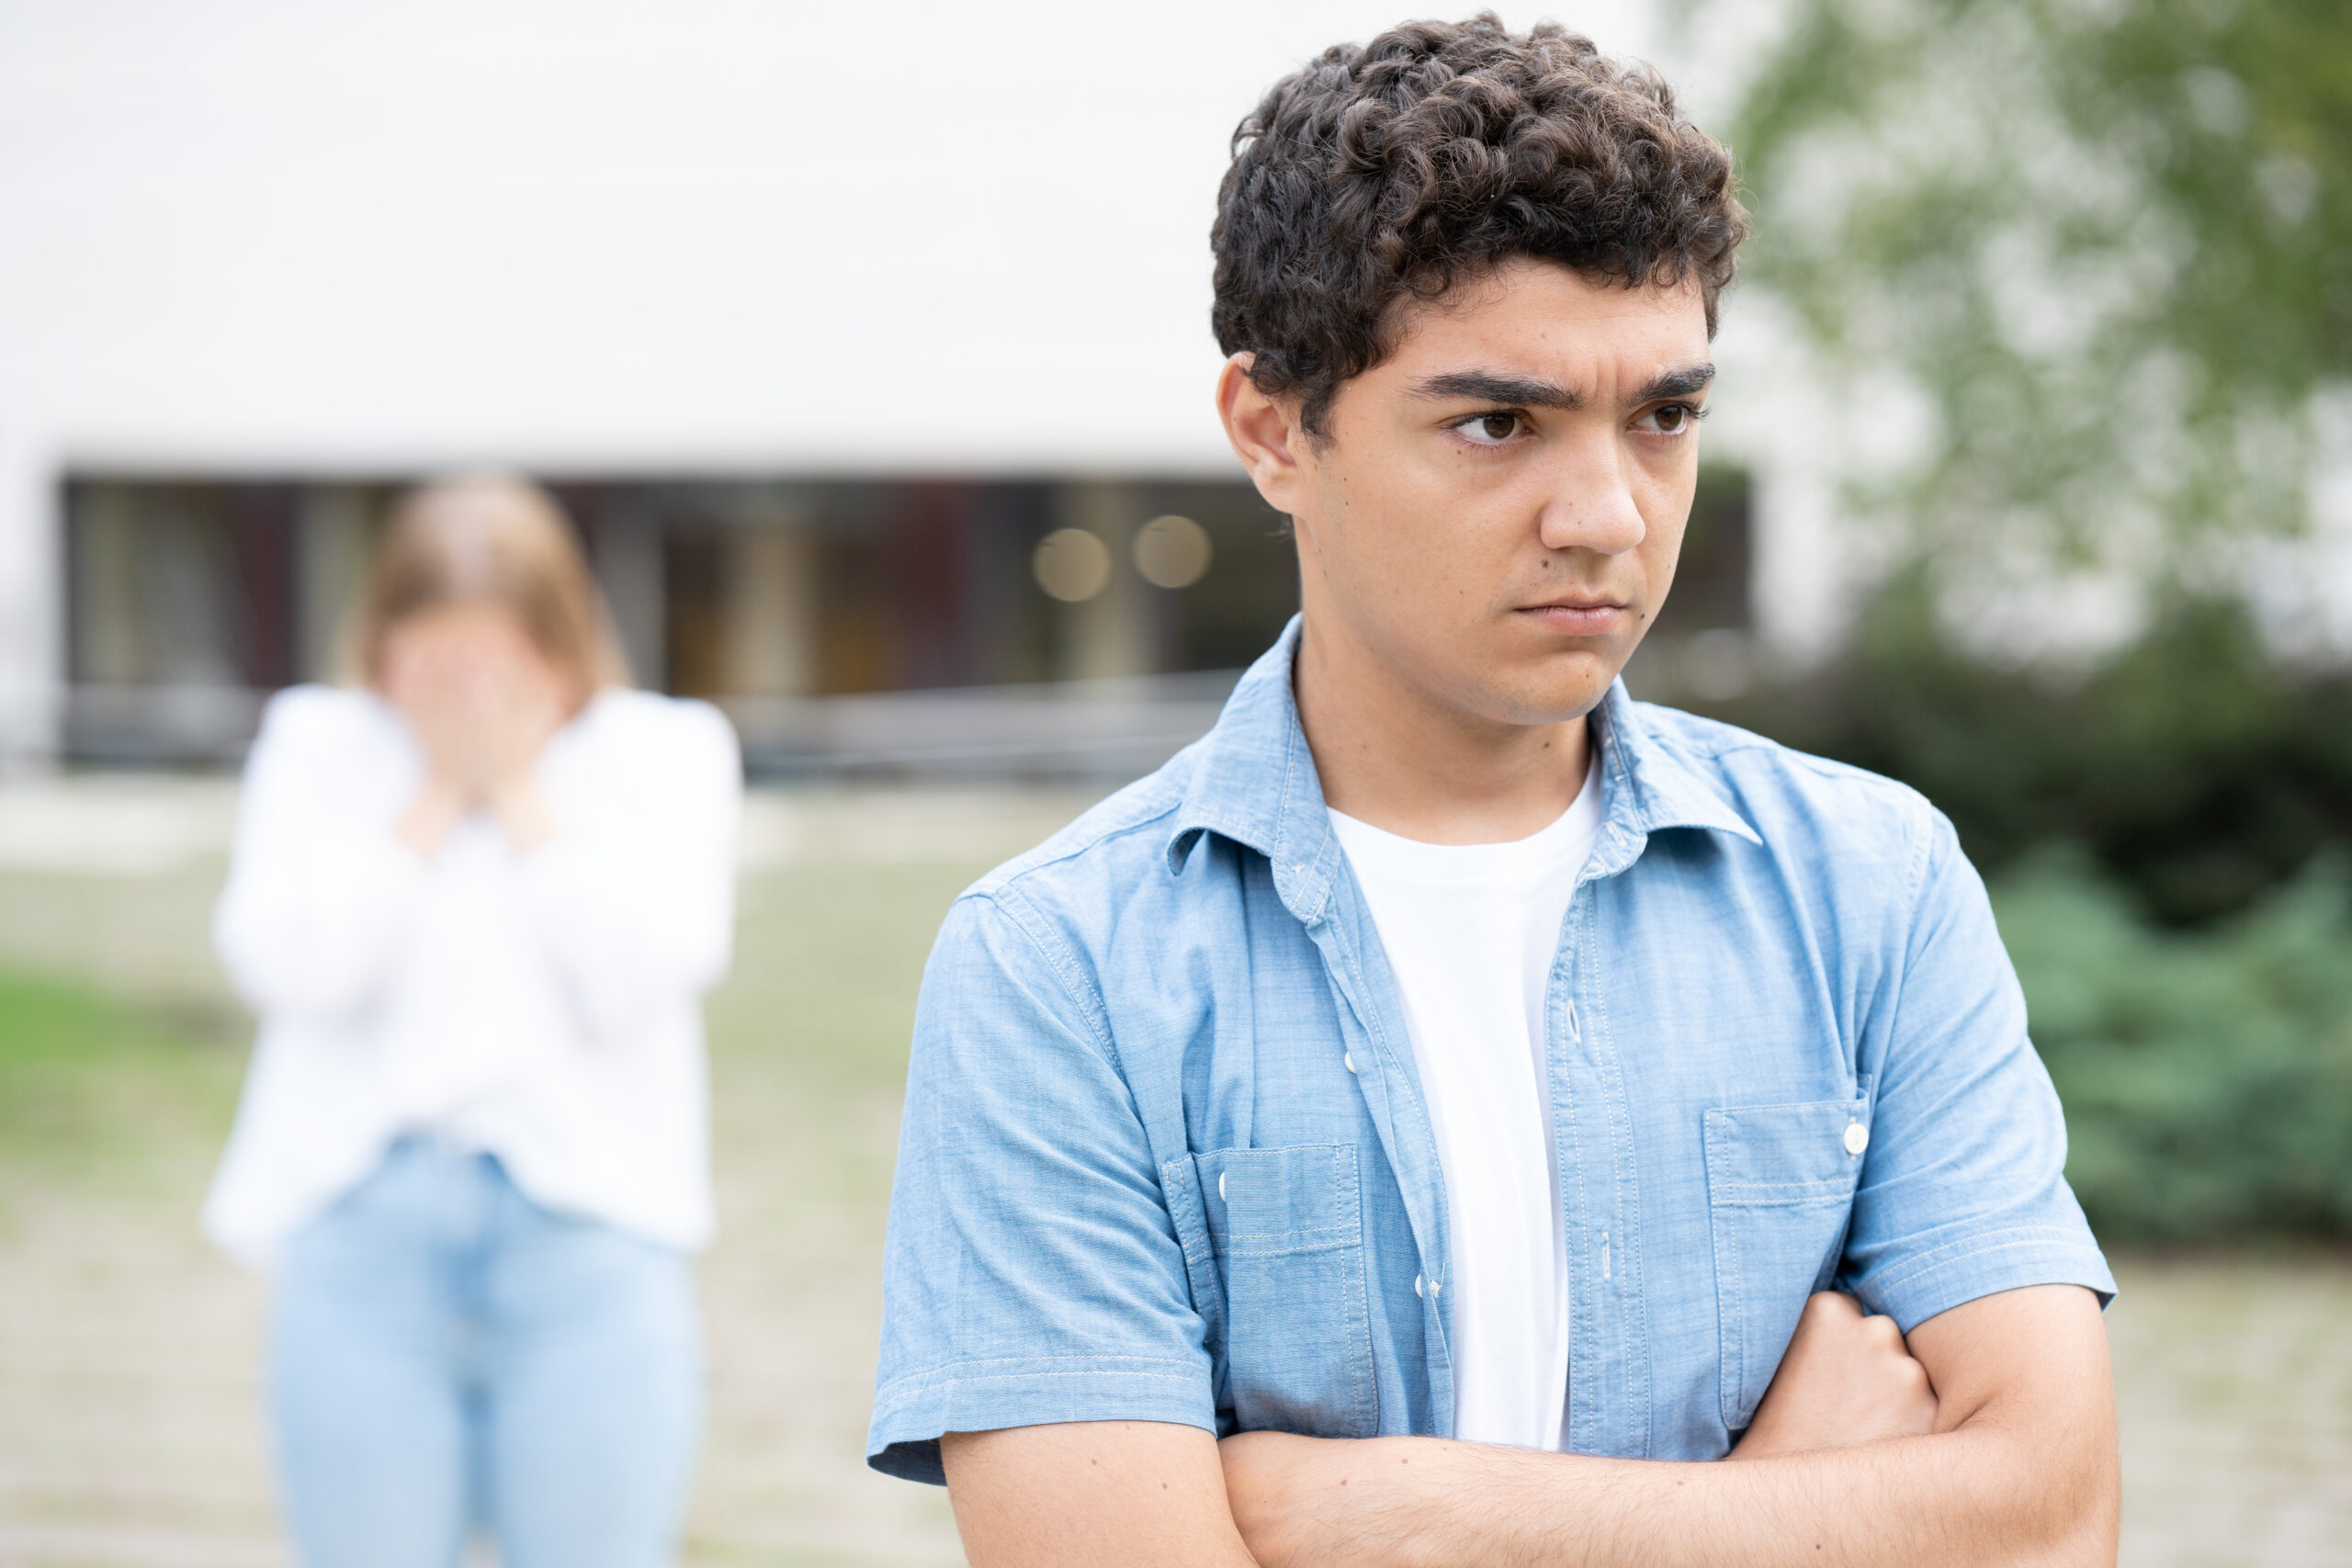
[869,17,2119,1566]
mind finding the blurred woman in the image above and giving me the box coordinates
[204,475,740,1568]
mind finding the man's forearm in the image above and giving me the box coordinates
[1227,1422,2111,1568]
[1225,1285,2118,1568]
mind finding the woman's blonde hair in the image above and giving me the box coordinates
[347,474,630,710]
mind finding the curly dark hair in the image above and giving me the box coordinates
[1212,15,1748,437]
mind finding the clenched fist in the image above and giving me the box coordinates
[1732,1292,1939,1460]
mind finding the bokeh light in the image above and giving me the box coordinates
[1133,514,1214,590]
[1032,527,1113,603]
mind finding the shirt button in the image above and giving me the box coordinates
[1343,1052,1357,1075]
[1218,1171,1227,1201]
[1844,1122,1871,1156]
[1414,1273,1424,1298]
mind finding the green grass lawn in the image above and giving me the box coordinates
[0,969,244,1209]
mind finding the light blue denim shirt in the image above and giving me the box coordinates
[869,619,2113,1484]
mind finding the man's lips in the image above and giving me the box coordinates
[1515,597,1629,636]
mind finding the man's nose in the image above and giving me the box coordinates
[1533,437,1646,557]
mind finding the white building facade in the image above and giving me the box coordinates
[0,0,1891,768]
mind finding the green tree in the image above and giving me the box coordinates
[1719,0,2352,581]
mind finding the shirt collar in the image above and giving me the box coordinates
[1587,670,1763,852]
[1166,616,1759,918]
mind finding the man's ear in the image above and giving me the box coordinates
[1217,355,1311,513]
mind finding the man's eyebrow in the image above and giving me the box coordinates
[1411,371,1583,410]
[1409,363,1717,410]
[1631,362,1717,403]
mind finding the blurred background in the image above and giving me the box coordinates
[0,0,2346,1563]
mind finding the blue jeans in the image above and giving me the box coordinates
[270,1139,702,1568]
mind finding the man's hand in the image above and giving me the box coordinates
[1732,1292,1939,1461]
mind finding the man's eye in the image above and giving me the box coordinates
[1642,402,1703,434]
[1457,412,1522,445]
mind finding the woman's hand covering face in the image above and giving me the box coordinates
[381,605,569,804]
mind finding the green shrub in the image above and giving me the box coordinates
[1993,849,2352,1243]
[1704,587,2352,927]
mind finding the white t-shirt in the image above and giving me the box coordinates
[204,684,741,1270]
[1328,754,1603,1450]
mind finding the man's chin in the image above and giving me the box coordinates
[1477,643,1626,726]
[1476,669,1620,730]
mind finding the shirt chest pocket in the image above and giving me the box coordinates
[1703,1089,1871,1434]
[1171,1144,1377,1439]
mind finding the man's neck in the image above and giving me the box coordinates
[1294,615,1594,846]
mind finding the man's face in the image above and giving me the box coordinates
[1267,259,1713,728]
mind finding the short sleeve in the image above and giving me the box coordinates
[866,891,1214,1484]
[1841,811,2118,1330]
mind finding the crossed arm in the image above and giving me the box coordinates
[940,1283,2117,1568]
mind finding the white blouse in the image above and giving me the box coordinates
[203,683,741,1270]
